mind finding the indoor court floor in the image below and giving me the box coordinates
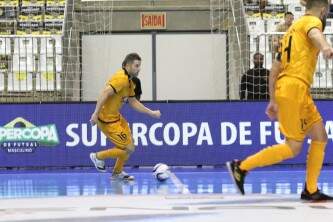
[0,167,332,222]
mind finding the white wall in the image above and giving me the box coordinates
[82,34,153,101]
[82,33,227,101]
[156,34,226,100]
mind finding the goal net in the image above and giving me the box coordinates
[212,0,333,100]
[1,0,333,102]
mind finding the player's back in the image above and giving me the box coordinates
[278,15,323,86]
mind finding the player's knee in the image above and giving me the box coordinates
[311,140,328,152]
[125,144,135,154]
[290,147,301,157]
[319,132,328,143]
[311,131,328,143]
[285,140,302,157]
[310,122,328,142]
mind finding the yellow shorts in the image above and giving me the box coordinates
[97,115,133,148]
[275,77,322,141]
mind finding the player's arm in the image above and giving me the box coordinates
[308,28,333,59]
[272,26,282,48]
[265,60,282,120]
[268,60,282,102]
[90,86,115,125]
[128,97,161,119]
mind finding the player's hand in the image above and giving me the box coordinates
[265,101,278,121]
[150,110,161,119]
[90,112,99,126]
[322,47,333,59]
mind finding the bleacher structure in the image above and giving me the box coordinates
[0,0,64,102]
[1,0,333,102]
[243,0,333,98]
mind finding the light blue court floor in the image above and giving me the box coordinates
[0,168,333,222]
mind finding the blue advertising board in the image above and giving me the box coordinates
[0,101,333,167]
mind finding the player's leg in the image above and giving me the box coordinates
[111,143,136,181]
[301,100,333,200]
[305,120,327,193]
[96,147,127,160]
[104,116,135,180]
[91,143,134,180]
[240,139,301,171]
[227,79,304,195]
[227,138,301,195]
[90,146,128,172]
[90,118,131,174]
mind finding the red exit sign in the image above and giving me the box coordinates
[141,12,167,30]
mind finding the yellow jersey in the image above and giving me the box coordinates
[278,15,323,86]
[98,69,136,122]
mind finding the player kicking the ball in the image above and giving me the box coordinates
[227,0,333,201]
[89,53,161,181]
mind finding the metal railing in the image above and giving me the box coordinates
[0,35,63,102]
[247,32,333,98]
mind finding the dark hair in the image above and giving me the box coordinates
[284,11,294,17]
[253,52,264,58]
[306,0,329,9]
[122,53,141,68]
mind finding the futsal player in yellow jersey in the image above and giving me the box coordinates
[89,53,161,181]
[227,0,333,201]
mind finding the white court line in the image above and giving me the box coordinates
[168,171,191,194]
[2,194,333,222]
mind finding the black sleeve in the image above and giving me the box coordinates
[135,78,142,96]
[132,77,142,97]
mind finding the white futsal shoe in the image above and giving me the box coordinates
[111,171,135,181]
[90,153,107,172]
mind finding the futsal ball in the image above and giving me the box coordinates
[153,163,170,182]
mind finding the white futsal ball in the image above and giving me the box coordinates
[153,163,170,182]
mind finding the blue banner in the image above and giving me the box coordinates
[0,101,333,167]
